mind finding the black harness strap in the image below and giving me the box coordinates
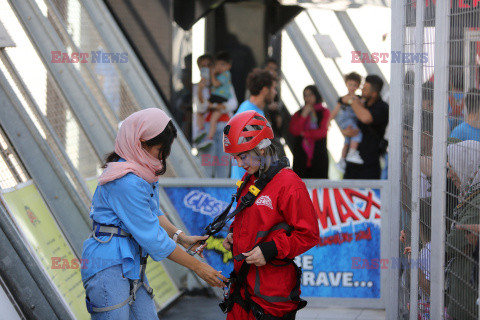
[186,157,290,255]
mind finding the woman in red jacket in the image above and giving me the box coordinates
[289,85,330,179]
[222,110,320,320]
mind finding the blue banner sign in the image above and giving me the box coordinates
[163,186,381,298]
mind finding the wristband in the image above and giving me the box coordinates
[173,230,183,243]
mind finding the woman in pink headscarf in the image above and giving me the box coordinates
[81,108,227,320]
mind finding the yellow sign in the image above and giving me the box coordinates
[1,182,89,319]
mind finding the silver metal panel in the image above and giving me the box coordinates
[408,0,425,318]
[0,21,15,48]
[0,69,90,257]
[7,0,116,158]
[430,0,450,318]
[386,0,405,318]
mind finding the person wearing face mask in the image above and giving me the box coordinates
[81,108,227,319]
[221,111,319,320]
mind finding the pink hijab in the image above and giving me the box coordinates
[98,108,172,185]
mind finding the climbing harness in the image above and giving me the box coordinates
[85,222,154,313]
[186,157,290,255]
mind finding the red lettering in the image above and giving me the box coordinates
[51,257,61,269]
[343,189,381,220]
[312,189,337,229]
[371,258,379,269]
[80,259,89,269]
[380,259,389,269]
[61,258,71,269]
[334,189,359,223]
[201,154,212,166]
[60,52,71,63]
[51,51,61,63]
[361,52,371,63]
[79,52,89,63]
[351,51,361,63]
[352,257,362,269]
[458,0,470,8]
[70,258,79,269]
[371,52,379,63]
[379,52,389,63]
[71,52,79,63]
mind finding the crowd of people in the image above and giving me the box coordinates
[398,75,480,320]
[191,52,390,181]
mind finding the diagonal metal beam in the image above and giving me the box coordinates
[285,21,339,109]
[0,66,91,257]
[7,0,116,158]
[335,10,390,95]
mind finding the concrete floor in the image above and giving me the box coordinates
[159,295,386,320]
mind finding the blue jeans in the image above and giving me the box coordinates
[198,121,230,178]
[338,107,362,144]
[83,264,157,320]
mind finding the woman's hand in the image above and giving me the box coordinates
[301,104,314,117]
[400,230,406,244]
[223,233,233,251]
[179,235,208,258]
[243,247,266,266]
[193,262,228,288]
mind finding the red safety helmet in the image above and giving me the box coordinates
[223,110,274,154]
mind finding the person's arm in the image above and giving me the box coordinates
[346,95,373,124]
[329,102,342,121]
[166,246,227,287]
[304,108,331,140]
[224,86,238,114]
[210,68,222,88]
[289,111,308,136]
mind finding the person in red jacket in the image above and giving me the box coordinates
[289,85,330,179]
[222,110,320,319]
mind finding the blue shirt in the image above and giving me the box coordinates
[230,100,265,180]
[212,71,232,100]
[449,122,480,142]
[81,165,176,281]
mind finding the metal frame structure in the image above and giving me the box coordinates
[0,70,91,255]
[387,0,404,318]
[429,1,450,319]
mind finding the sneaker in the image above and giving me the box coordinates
[346,149,364,165]
[193,130,207,145]
[197,139,213,152]
[336,158,346,173]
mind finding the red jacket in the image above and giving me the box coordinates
[228,168,320,319]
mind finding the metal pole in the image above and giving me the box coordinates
[409,0,425,317]
[387,0,405,317]
[430,0,450,318]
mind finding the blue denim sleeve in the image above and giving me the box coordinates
[106,175,176,261]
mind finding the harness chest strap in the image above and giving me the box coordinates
[87,223,154,313]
